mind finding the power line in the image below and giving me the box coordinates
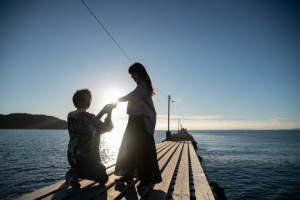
[81,0,133,63]
[81,2,180,131]
[153,86,168,98]
[81,0,172,100]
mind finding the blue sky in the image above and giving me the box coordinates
[1,0,299,130]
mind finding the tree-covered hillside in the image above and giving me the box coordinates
[0,113,67,129]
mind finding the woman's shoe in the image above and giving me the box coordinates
[115,176,134,184]
[137,181,150,189]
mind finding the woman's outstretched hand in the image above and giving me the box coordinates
[101,102,118,114]
[101,104,112,114]
[111,102,118,109]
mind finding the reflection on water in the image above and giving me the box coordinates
[3,130,299,200]
[100,124,167,167]
[192,130,300,200]
[100,120,127,166]
[0,129,166,199]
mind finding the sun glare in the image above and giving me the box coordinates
[97,88,128,122]
[101,120,127,166]
[102,89,121,104]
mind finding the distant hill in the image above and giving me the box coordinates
[0,113,67,129]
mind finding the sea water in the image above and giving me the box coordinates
[0,129,299,199]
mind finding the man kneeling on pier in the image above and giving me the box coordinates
[65,89,115,187]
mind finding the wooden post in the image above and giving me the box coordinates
[166,95,171,140]
[168,95,170,131]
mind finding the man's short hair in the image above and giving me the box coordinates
[72,89,92,108]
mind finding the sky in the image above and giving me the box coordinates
[1,0,299,130]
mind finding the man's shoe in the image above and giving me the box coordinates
[137,181,151,189]
[65,169,81,188]
[115,176,134,184]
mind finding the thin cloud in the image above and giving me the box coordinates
[270,117,288,123]
[157,115,247,121]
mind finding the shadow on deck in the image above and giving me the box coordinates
[16,141,215,200]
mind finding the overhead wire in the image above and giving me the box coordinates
[81,0,133,63]
[81,0,171,100]
[154,86,168,98]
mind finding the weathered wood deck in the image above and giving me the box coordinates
[16,141,215,200]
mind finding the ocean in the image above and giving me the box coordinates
[0,129,299,199]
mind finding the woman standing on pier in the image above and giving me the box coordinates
[114,63,162,189]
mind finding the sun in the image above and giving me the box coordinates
[102,89,121,104]
[99,88,127,117]
[92,88,128,122]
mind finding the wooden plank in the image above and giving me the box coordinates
[120,141,181,200]
[188,142,215,200]
[15,180,69,200]
[65,141,171,199]
[29,167,113,200]
[16,166,115,200]
[69,174,120,200]
[155,141,170,149]
[76,142,175,200]
[173,141,189,200]
[43,167,114,200]
[156,141,172,151]
[16,142,181,200]
[156,141,177,161]
[92,179,137,200]
[43,179,97,200]
[73,141,175,199]
[156,142,173,155]
[155,142,171,153]
[95,142,181,200]
[118,180,144,200]
[147,142,184,200]
[157,141,180,170]
[157,142,177,168]
[155,142,165,148]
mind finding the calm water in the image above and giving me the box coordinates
[0,129,299,199]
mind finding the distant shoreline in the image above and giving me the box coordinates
[0,113,67,130]
[1,113,299,131]
[0,128,67,130]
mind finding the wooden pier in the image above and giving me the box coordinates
[164,130,198,149]
[17,141,215,200]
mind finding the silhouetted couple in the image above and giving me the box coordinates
[65,63,162,189]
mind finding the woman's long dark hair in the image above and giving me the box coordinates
[128,63,155,97]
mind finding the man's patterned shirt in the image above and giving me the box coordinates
[67,110,113,165]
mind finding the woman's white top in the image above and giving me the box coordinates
[125,82,156,134]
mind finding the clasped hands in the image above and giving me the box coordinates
[100,101,118,114]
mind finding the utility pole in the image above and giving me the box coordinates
[178,119,180,133]
[168,95,170,132]
[166,95,172,140]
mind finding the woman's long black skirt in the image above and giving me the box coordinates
[114,115,162,184]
